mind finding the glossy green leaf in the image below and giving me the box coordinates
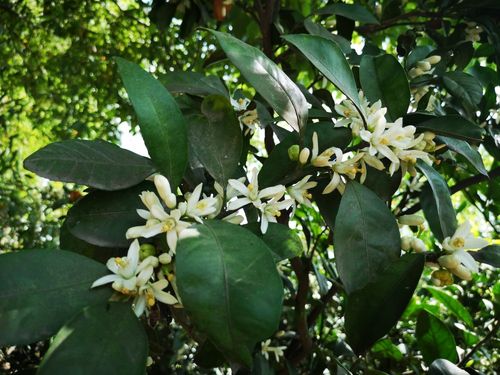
[59,221,124,263]
[371,339,403,361]
[334,181,401,294]
[245,222,303,261]
[360,54,410,121]
[426,287,473,328]
[470,245,500,267]
[312,182,342,230]
[317,3,379,24]
[188,95,242,185]
[428,359,469,375]
[194,339,226,369]
[442,71,483,106]
[361,167,402,202]
[176,221,283,366]
[159,71,228,97]
[407,114,483,142]
[116,57,188,188]
[419,184,446,241]
[416,161,457,240]
[208,30,308,133]
[24,140,156,191]
[345,254,425,353]
[438,136,488,176]
[38,302,148,375]
[416,310,458,365]
[66,182,152,248]
[0,250,112,346]
[283,34,360,111]
[303,18,351,54]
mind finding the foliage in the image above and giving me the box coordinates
[1,0,500,374]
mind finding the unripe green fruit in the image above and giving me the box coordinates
[139,243,156,260]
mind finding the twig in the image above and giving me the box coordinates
[459,320,499,366]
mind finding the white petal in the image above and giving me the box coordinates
[166,230,178,253]
[150,204,169,221]
[133,295,147,317]
[134,223,164,239]
[127,239,141,269]
[454,221,472,240]
[228,179,249,196]
[259,185,285,199]
[454,249,479,273]
[91,274,120,288]
[136,266,154,286]
[136,209,151,220]
[227,197,252,211]
[260,214,269,234]
[154,290,178,305]
[463,237,488,250]
[106,258,120,273]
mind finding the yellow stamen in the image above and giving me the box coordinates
[451,237,465,248]
[162,218,176,232]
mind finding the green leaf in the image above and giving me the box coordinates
[317,3,379,24]
[360,54,410,121]
[283,34,360,111]
[116,57,188,188]
[188,95,242,185]
[24,140,156,191]
[38,302,148,375]
[303,18,351,54]
[420,184,446,241]
[470,245,500,267]
[437,136,488,176]
[345,254,425,353]
[416,161,457,240]
[416,310,458,365]
[428,359,469,375]
[66,182,151,248]
[194,339,226,369]
[406,114,483,142]
[361,167,402,202]
[442,71,483,106]
[245,222,303,261]
[0,250,112,346]
[59,220,124,263]
[208,30,308,133]
[371,339,403,361]
[311,182,342,230]
[159,71,228,97]
[334,181,401,294]
[176,221,283,366]
[426,287,473,328]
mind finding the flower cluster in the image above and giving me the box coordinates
[91,240,178,317]
[408,55,441,105]
[464,22,483,43]
[231,96,260,135]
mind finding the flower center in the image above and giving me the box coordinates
[451,237,465,249]
[196,201,207,210]
[115,257,128,268]
[162,218,177,232]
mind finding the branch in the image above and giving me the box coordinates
[356,10,444,35]
[458,319,499,366]
[401,167,500,216]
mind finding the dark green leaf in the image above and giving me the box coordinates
[345,254,425,353]
[312,182,342,230]
[283,34,360,111]
[360,54,410,121]
[0,250,112,346]
[442,71,483,106]
[317,3,379,24]
[188,95,242,185]
[371,339,403,361]
[334,181,401,294]
[194,339,226,369]
[438,136,488,176]
[176,221,283,366]
[420,184,445,241]
[208,30,308,133]
[406,46,434,69]
[428,359,469,375]
[59,220,124,263]
[245,222,303,261]
[24,140,156,191]
[407,114,483,142]
[416,161,457,240]
[303,18,352,54]
[66,182,151,248]
[416,310,458,365]
[361,167,402,202]
[426,287,474,328]
[38,303,148,375]
[159,71,228,97]
[470,245,500,267]
[116,57,188,188]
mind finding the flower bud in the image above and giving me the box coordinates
[431,269,454,286]
[398,214,425,227]
[451,264,472,281]
[139,243,156,260]
[423,131,436,142]
[438,254,460,270]
[401,236,413,251]
[159,252,172,264]
[409,67,424,79]
[416,61,432,71]
[154,175,177,208]
[411,238,427,253]
[299,147,311,165]
[288,145,300,161]
[424,55,441,65]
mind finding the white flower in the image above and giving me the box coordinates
[442,221,489,251]
[126,208,191,254]
[310,132,335,167]
[227,168,285,210]
[261,339,287,362]
[258,197,294,234]
[231,97,250,111]
[322,149,363,194]
[133,279,178,317]
[178,183,219,223]
[239,109,259,135]
[287,175,317,207]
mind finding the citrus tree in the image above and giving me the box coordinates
[1,0,499,374]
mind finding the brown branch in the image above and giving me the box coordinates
[459,320,499,366]
[307,283,339,327]
[356,10,444,35]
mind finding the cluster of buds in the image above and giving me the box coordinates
[408,55,441,79]
[465,22,483,43]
